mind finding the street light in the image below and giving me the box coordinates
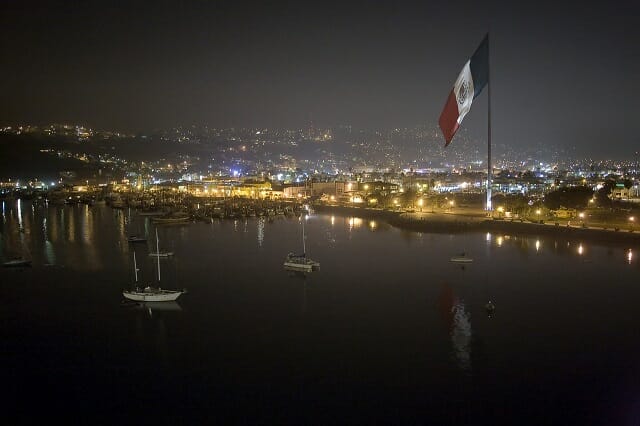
[417,198,424,212]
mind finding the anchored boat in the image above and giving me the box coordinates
[123,229,185,302]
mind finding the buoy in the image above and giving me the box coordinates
[485,301,496,314]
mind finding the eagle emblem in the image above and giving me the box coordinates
[457,80,470,106]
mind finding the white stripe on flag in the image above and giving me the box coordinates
[453,60,475,125]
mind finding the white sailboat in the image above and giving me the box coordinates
[284,215,320,272]
[123,229,186,302]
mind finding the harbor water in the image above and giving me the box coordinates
[1,200,640,424]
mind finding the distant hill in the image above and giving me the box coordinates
[0,133,86,181]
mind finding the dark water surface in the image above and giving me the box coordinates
[2,200,640,425]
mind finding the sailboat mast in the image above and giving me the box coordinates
[134,251,138,282]
[302,215,306,255]
[486,32,493,211]
[156,228,161,282]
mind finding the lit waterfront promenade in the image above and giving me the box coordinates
[312,203,640,244]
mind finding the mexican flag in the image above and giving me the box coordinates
[439,35,489,146]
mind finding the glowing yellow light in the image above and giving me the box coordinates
[579,212,585,219]
[331,215,335,225]
[535,240,540,252]
[628,249,633,264]
[536,209,541,215]
[369,220,376,229]
[497,206,504,213]
[418,199,424,207]
[630,216,635,222]
[364,184,369,190]
[578,244,584,255]
[330,195,335,201]
[497,236,503,247]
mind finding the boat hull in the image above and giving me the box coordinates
[3,259,32,267]
[123,288,183,302]
[284,261,314,272]
[283,255,320,272]
[450,257,473,263]
[152,217,190,225]
[148,252,174,257]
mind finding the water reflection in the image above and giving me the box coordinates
[17,199,23,231]
[440,283,472,372]
[128,303,176,369]
[44,240,56,265]
[286,270,309,314]
[451,301,472,371]
[141,301,183,314]
[348,217,362,231]
[257,217,265,247]
[82,205,92,245]
[0,200,121,269]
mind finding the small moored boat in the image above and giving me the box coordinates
[148,251,174,258]
[3,258,32,267]
[127,235,147,243]
[283,216,320,272]
[284,253,320,272]
[450,253,473,263]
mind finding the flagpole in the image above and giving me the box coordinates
[486,32,492,212]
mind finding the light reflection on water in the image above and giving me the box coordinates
[1,200,640,423]
[257,217,265,247]
[1,201,637,271]
[17,198,23,230]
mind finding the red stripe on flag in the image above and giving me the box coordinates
[439,90,460,147]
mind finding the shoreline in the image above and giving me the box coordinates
[312,203,640,245]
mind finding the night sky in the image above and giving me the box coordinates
[1,1,639,155]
